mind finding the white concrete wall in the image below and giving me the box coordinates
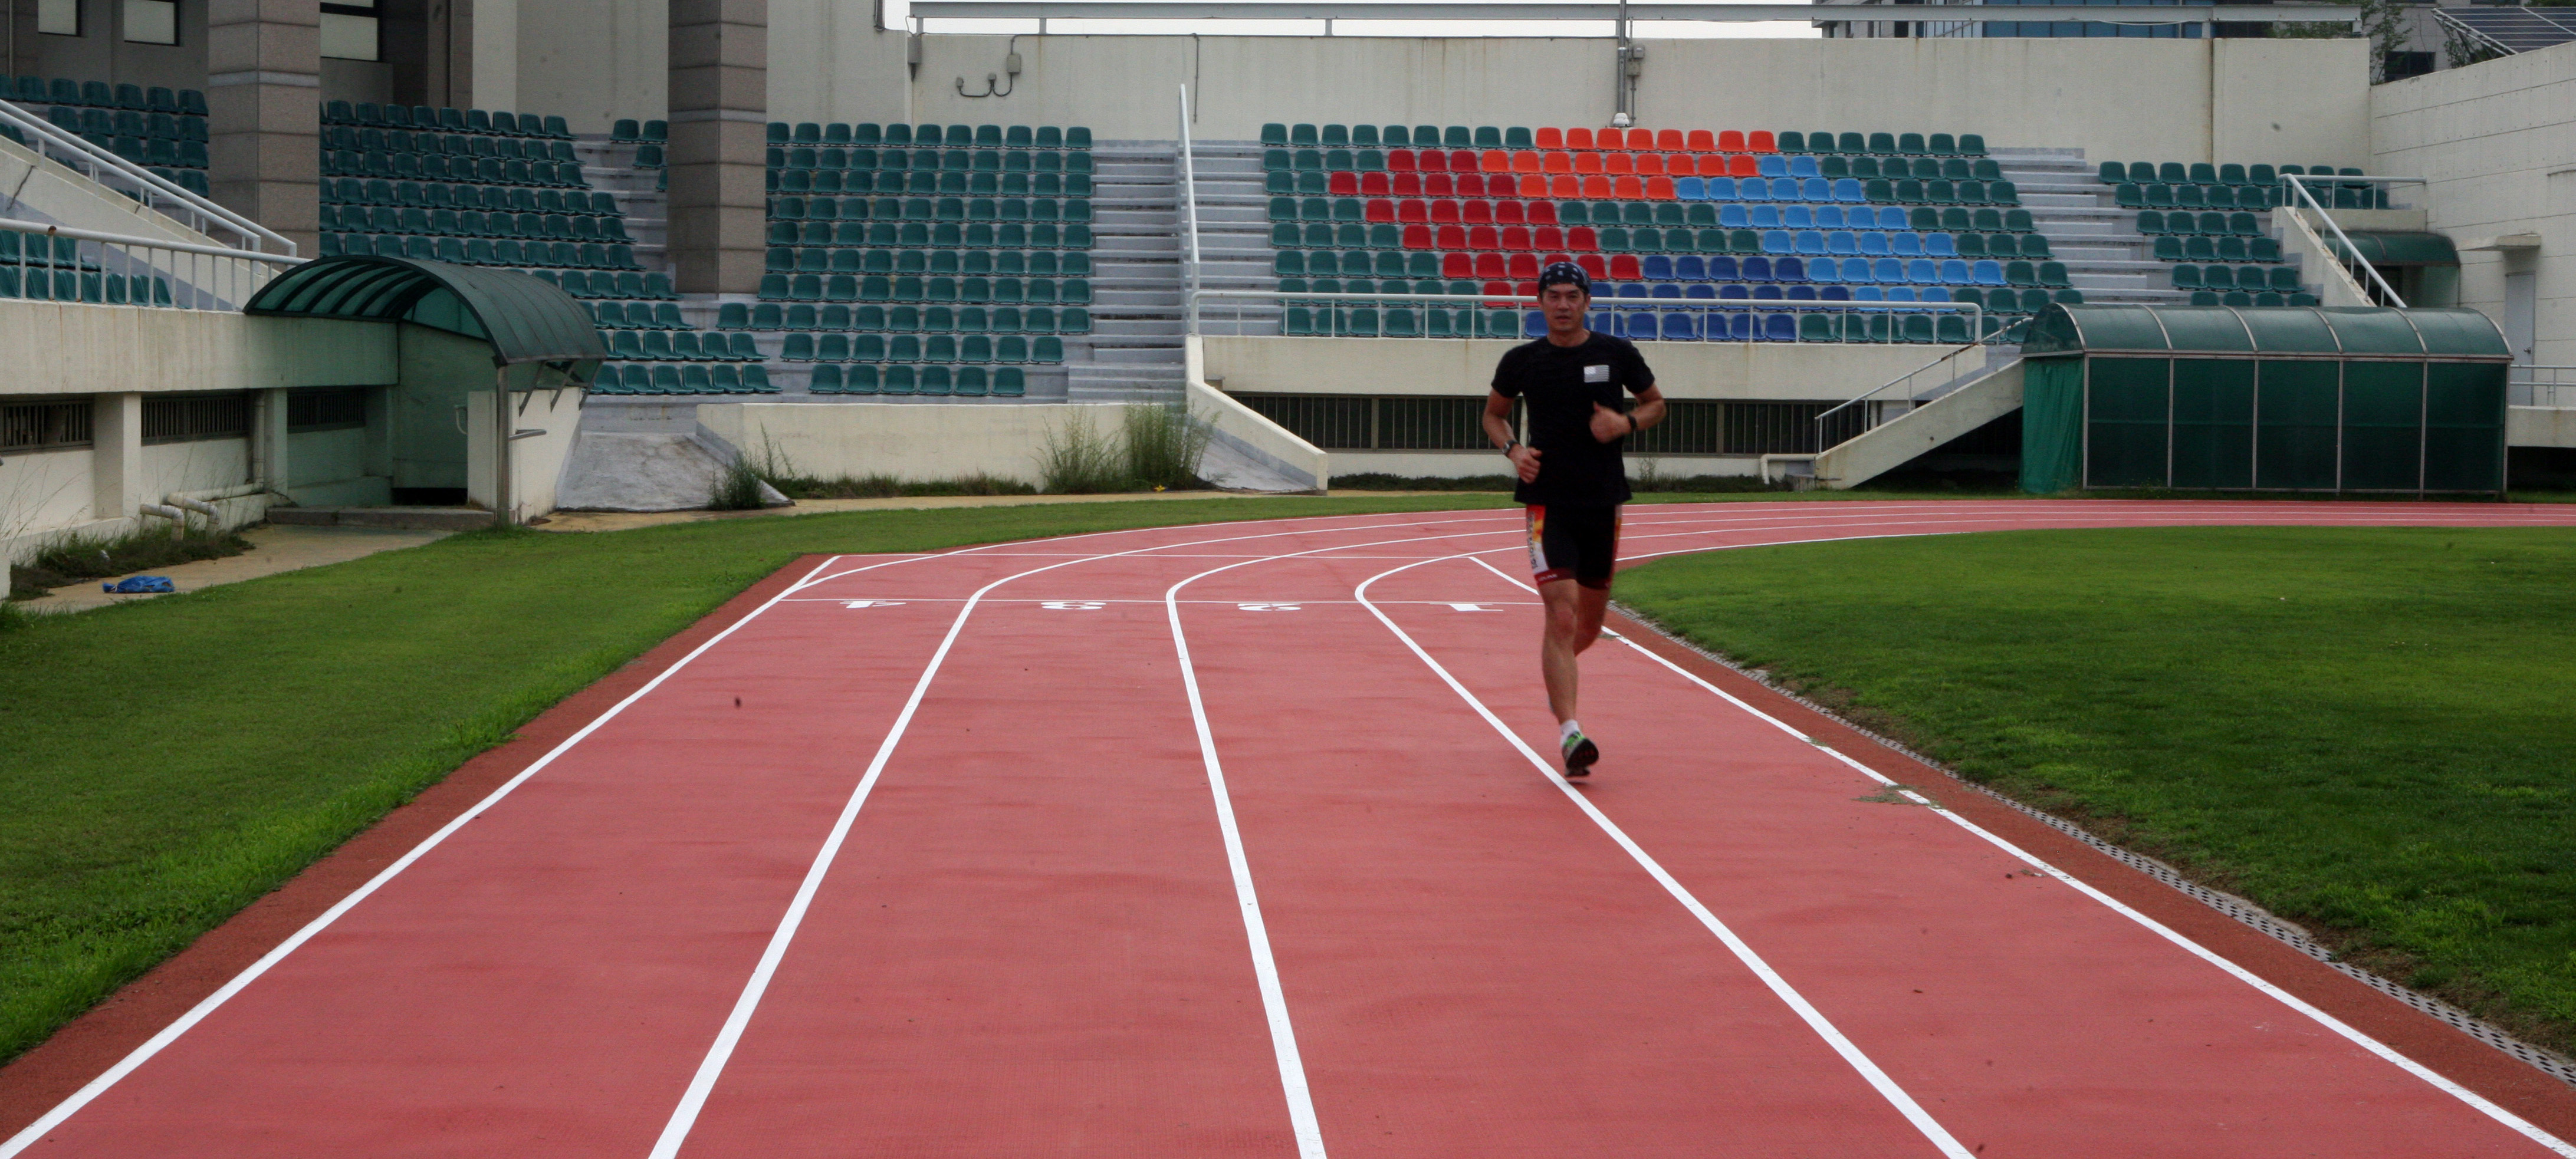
[140,437,252,502]
[474,0,522,114]
[0,446,99,545]
[777,32,2370,166]
[698,400,1177,486]
[0,304,396,397]
[1202,336,1943,401]
[2371,41,2576,367]
[516,0,668,133]
[465,384,584,522]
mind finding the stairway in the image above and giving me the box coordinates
[1999,147,2313,304]
[1073,143,1187,403]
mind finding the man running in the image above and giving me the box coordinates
[1483,262,1665,778]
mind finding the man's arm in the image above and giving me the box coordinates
[1486,390,1540,483]
[1589,383,1665,442]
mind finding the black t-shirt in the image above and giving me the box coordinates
[1490,331,1656,507]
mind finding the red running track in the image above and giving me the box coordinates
[8,501,2576,1157]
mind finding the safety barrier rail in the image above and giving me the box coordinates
[1192,285,1988,344]
[1810,332,1997,450]
[0,215,304,311]
[2279,173,2422,308]
[2511,364,2576,409]
[0,97,297,257]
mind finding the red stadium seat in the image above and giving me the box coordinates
[1718,130,1746,152]
[1581,174,1613,198]
[1418,150,1448,173]
[1439,223,1469,249]
[1397,199,1427,223]
[1609,253,1642,279]
[1424,173,1455,197]
[1549,174,1580,198]
[1402,223,1434,248]
[1512,150,1541,174]
[1567,225,1598,251]
[1361,172,1391,196]
[1514,279,1539,298]
[1494,200,1526,225]
[1431,199,1461,223]
[1501,225,1532,251]
[1463,200,1493,225]
[1748,130,1776,153]
[1388,149,1417,173]
[1645,175,1676,200]
[1573,152,1603,175]
[1634,153,1664,177]
[1468,225,1500,250]
[1539,251,1570,269]
[1393,172,1423,196]
[1657,129,1685,151]
[1565,127,1595,150]
[1365,198,1394,222]
[1448,149,1478,172]
[1527,200,1558,225]
[1507,252,1540,278]
[1329,171,1359,195]
[1480,150,1510,173]
[1612,174,1644,199]
[1456,172,1489,197]
[1728,154,1759,177]
[1576,253,1607,279]
[1627,129,1655,150]
[1696,154,1728,177]
[1443,252,1474,279]
[1604,152,1634,176]
[1533,225,1565,250]
[1482,279,1514,305]
[1687,129,1716,152]
[1474,252,1507,279]
[1542,151,1572,174]
[1535,127,1564,149]
[1663,153,1691,176]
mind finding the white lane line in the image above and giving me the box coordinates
[648,515,1574,1157]
[0,552,866,1159]
[1351,554,1976,1159]
[1167,567,1328,1159]
[1584,605,2576,1157]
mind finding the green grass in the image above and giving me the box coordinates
[1616,526,2576,1053]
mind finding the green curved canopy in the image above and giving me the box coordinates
[2022,304,2509,360]
[244,255,609,368]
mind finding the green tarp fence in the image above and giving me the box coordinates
[2018,304,2511,495]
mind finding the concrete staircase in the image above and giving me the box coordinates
[1075,144,1187,403]
[1999,147,2315,304]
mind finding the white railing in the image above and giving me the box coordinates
[0,216,303,311]
[1811,327,1995,447]
[2279,173,2423,308]
[2512,365,2576,409]
[1178,84,1205,335]
[1194,286,1986,345]
[0,97,297,257]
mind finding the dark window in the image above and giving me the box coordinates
[1726,401,1840,456]
[124,0,179,45]
[1,399,95,452]
[288,387,369,432]
[2383,51,2437,81]
[143,393,251,444]
[321,0,380,61]
[1629,400,1723,455]
[1376,396,1488,450]
[1237,394,1374,449]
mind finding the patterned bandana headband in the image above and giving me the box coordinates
[1537,261,1591,295]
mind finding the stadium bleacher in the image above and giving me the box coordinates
[711,121,1099,397]
[1256,123,2064,342]
[0,74,213,195]
[2096,160,2388,210]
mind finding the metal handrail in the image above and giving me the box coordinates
[0,97,297,256]
[1178,85,1205,334]
[2432,7,2518,57]
[1811,322,1992,439]
[2280,173,2421,308]
[2510,364,2576,409]
[0,213,302,311]
[1195,287,1985,344]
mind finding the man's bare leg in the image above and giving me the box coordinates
[1539,578,1612,723]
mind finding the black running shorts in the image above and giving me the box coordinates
[1525,503,1623,590]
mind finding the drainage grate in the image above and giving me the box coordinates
[1612,604,2576,1091]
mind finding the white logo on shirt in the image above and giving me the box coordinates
[1583,364,1611,383]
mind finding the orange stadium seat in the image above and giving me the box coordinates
[1480,150,1509,173]
[1573,152,1603,175]
[1729,154,1759,177]
[1543,152,1572,174]
[1646,175,1677,199]
[1549,174,1581,198]
[1696,154,1727,177]
[1582,174,1613,198]
[1749,130,1776,152]
[1635,154,1664,177]
[1565,127,1594,149]
[1512,151,1541,173]
[1687,129,1716,152]
[1657,129,1685,151]
[1535,127,1563,149]
[1718,130,1746,152]
[1626,129,1655,150]
[1613,174,1644,199]
[1604,153,1634,176]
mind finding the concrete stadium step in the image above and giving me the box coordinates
[268,506,497,531]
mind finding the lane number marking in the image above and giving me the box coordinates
[841,600,907,608]
[1238,602,1302,611]
[1041,601,1108,610]
[1447,603,1496,612]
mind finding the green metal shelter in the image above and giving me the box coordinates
[2019,304,2511,495]
[244,254,608,374]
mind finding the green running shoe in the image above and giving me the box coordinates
[1561,729,1599,778]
